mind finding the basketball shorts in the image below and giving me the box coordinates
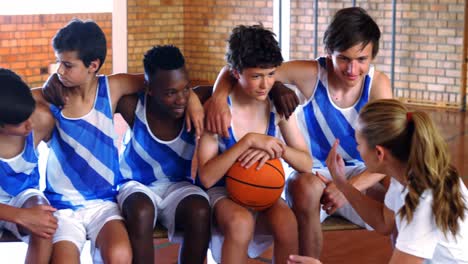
[0,188,48,242]
[117,180,209,243]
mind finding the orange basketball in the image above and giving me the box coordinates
[226,158,285,211]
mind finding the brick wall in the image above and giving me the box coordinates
[0,13,112,88]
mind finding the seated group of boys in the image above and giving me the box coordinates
[1,7,392,264]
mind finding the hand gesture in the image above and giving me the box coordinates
[321,182,348,215]
[287,255,322,264]
[237,148,271,170]
[203,96,231,138]
[185,92,205,139]
[17,205,58,239]
[325,139,347,186]
[42,73,71,108]
[270,81,300,119]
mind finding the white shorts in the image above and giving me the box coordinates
[207,186,273,263]
[0,188,48,242]
[117,180,209,243]
[52,200,123,253]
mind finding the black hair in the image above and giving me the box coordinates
[143,45,185,80]
[323,7,381,58]
[0,68,35,126]
[52,19,107,71]
[226,24,283,73]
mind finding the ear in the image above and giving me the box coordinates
[231,69,240,80]
[88,59,100,73]
[375,145,386,162]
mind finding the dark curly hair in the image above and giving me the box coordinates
[226,24,283,73]
[143,45,185,80]
[324,7,381,58]
[53,19,107,71]
[0,68,35,126]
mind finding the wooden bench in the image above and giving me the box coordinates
[0,215,361,242]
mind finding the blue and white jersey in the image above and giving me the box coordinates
[0,132,39,201]
[119,93,195,186]
[214,96,278,187]
[45,76,121,210]
[295,57,374,169]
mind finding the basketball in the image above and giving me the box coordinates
[226,158,285,211]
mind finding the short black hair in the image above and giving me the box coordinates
[53,19,107,71]
[226,24,283,73]
[0,68,35,126]
[323,7,381,58]
[143,45,185,81]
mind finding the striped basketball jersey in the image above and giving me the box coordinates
[0,132,39,201]
[295,57,374,169]
[213,96,278,187]
[44,76,121,210]
[119,93,195,185]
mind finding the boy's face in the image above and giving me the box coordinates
[148,68,190,119]
[234,67,276,101]
[55,51,98,88]
[0,118,33,137]
[329,42,374,89]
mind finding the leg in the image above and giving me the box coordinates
[174,195,211,264]
[122,192,155,264]
[259,199,298,264]
[50,241,80,264]
[286,172,325,258]
[95,220,132,264]
[215,198,255,264]
[21,195,54,264]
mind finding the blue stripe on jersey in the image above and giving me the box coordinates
[45,75,120,210]
[0,133,39,197]
[119,93,195,186]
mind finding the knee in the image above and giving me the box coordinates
[104,243,132,264]
[180,195,211,232]
[287,173,324,211]
[222,211,254,244]
[122,193,155,224]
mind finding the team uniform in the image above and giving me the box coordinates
[0,132,47,242]
[284,57,374,227]
[208,96,283,263]
[385,178,468,263]
[117,92,208,243]
[44,75,123,254]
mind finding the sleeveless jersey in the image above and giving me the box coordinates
[296,57,374,169]
[119,93,195,185]
[45,76,121,210]
[0,132,39,200]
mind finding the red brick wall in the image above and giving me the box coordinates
[0,13,112,88]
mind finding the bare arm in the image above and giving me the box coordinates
[369,69,393,100]
[388,249,424,264]
[278,113,313,173]
[108,73,145,113]
[116,94,138,127]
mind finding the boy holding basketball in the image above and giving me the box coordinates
[198,24,312,264]
[115,45,211,264]
[0,68,57,264]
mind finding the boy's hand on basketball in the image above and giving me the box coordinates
[247,134,285,160]
[287,255,322,264]
[17,205,58,239]
[325,139,346,187]
[270,81,299,119]
[186,91,205,139]
[204,96,231,138]
[238,149,270,170]
[42,73,71,108]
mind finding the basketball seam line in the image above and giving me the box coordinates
[264,161,285,178]
[225,176,284,189]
